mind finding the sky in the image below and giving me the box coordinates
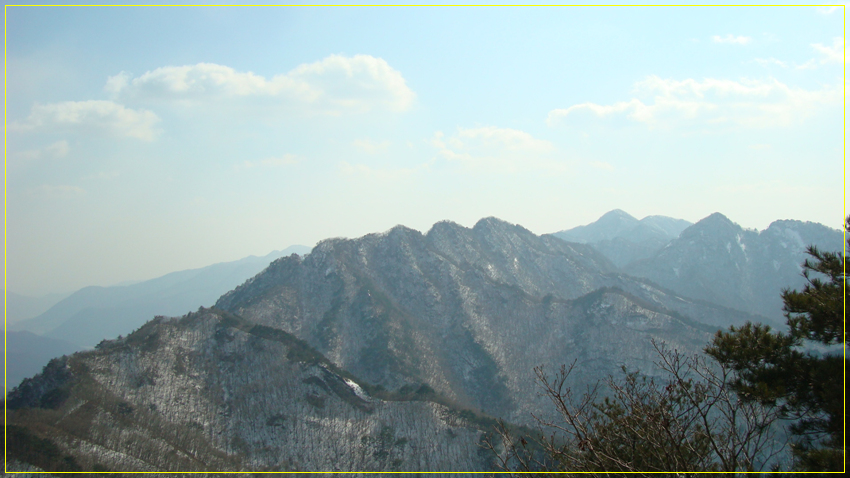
[4,4,846,297]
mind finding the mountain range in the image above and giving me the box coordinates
[5,245,310,392]
[4,212,843,473]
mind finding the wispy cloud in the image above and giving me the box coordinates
[353,138,390,154]
[795,37,844,69]
[431,127,564,174]
[14,140,70,161]
[13,101,160,141]
[754,37,842,71]
[810,37,844,64]
[83,171,121,180]
[753,58,788,68]
[589,161,615,171]
[816,6,841,15]
[109,55,415,114]
[712,34,751,45]
[29,184,86,199]
[339,160,433,181]
[547,76,839,130]
[235,154,299,171]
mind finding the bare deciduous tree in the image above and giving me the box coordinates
[484,340,786,477]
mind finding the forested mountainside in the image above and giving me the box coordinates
[553,210,843,322]
[214,217,759,424]
[5,309,494,473]
[625,213,843,321]
[6,214,832,473]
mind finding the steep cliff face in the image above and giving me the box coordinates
[214,218,733,424]
[5,309,493,473]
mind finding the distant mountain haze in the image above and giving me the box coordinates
[4,291,69,325]
[625,213,843,321]
[10,246,311,348]
[552,210,693,267]
[4,331,79,394]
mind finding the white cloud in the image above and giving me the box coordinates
[753,58,788,68]
[547,99,646,125]
[810,37,844,64]
[14,140,70,161]
[456,126,554,154]
[756,38,842,71]
[110,55,415,114]
[589,161,614,171]
[547,76,840,129]
[712,34,752,45]
[30,184,86,199]
[353,138,391,154]
[816,6,841,15]
[235,154,299,171]
[14,100,160,141]
[44,140,71,158]
[84,171,121,180]
[339,159,432,181]
[105,71,130,96]
[431,127,564,174]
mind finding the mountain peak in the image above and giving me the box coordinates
[678,213,741,241]
[694,212,737,229]
[553,209,638,244]
[473,216,515,230]
[600,209,637,221]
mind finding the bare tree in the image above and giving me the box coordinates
[484,340,786,477]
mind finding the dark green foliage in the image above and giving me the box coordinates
[360,424,407,469]
[249,323,326,366]
[393,383,437,401]
[38,387,70,409]
[302,376,332,394]
[265,413,288,428]
[706,218,848,472]
[305,392,326,409]
[7,357,73,410]
[116,401,134,416]
[6,425,82,472]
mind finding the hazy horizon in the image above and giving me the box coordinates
[5,5,846,296]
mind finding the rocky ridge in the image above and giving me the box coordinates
[5,308,494,472]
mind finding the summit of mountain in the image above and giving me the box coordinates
[552,210,693,267]
[553,209,639,244]
[214,217,758,424]
[625,214,843,321]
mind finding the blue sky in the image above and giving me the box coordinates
[4,5,846,296]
